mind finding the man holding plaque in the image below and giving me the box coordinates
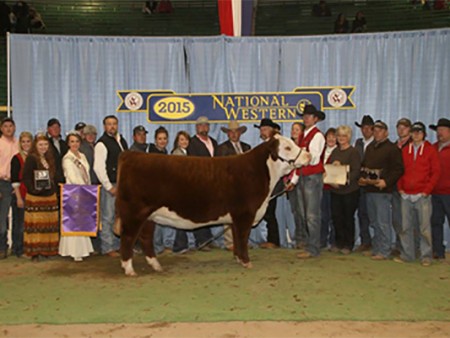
[359,120,404,260]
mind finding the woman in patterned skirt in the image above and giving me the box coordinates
[22,133,60,261]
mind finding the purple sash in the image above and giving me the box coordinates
[60,184,100,236]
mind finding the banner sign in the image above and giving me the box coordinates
[117,86,355,124]
[60,184,100,237]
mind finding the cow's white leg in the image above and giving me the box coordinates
[121,259,137,277]
[146,256,163,272]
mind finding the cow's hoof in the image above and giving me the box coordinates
[235,256,241,264]
[241,261,253,269]
[121,259,137,276]
[146,256,163,272]
[125,270,138,277]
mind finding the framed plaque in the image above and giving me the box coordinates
[34,170,51,190]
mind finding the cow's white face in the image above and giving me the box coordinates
[273,134,311,174]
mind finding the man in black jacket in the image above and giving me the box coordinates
[217,121,251,250]
[173,116,217,253]
[359,120,404,260]
[47,118,68,184]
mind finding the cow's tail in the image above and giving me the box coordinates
[113,152,125,237]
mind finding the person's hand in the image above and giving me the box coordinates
[285,182,295,192]
[17,197,24,208]
[330,183,340,189]
[332,160,341,166]
[109,187,117,196]
[304,151,312,164]
[374,179,387,190]
[421,193,429,198]
[358,177,368,186]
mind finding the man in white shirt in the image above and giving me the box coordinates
[354,115,375,252]
[0,118,19,259]
[290,105,326,259]
[94,115,128,257]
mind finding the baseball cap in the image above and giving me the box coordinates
[133,125,148,135]
[74,122,86,131]
[373,120,388,130]
[411,122,426,133]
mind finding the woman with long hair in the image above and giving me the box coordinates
[10,131,33,258]
[22,133,60,261]
[59,132,94,261]
[171,131,192,254]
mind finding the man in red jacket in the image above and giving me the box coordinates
[429,118,450,260]
[396,122,440,266]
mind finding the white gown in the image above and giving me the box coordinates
[59,151,94,260]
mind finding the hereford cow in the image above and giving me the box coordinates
[116,134,310,276]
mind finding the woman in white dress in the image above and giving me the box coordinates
[59,132,94,261]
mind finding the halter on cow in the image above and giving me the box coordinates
[115,134,310,276]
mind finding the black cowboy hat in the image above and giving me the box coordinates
[254,118,281,130]
[429,118,450,131]
[298,104,326,121]
[355,115,374,127]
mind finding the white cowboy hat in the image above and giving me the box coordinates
[220,120,247,134]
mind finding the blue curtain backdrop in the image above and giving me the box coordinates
[10,29,450,247]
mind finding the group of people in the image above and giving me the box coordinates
[283,111,449,267]
[0,109,449,266]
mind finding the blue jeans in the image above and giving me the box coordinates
[320,189,335,248]
[153,225,176,254]
[399,195,432,261]
[357,188,371,246]
[288,189,304,246]
[99,186,120,254]
[431,194,450,258]
[391,189,403,250]
[295,173,323,256]
[0,180,13,253]
[366,193,393,258]
[11,194,24,256]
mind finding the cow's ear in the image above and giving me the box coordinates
[269,138,279,161]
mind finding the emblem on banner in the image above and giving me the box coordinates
[124,92,144,111]
[327,88,347,108]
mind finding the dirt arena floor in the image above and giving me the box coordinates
[2,321,450,337]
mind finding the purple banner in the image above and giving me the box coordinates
[61,184,100,236]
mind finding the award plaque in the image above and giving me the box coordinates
[34,170,51,190]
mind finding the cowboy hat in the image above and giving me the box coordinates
[221,120,247,134]
[254,118,281,130]
[299,104,326,121]
[429,118,450,131]
[355,115,374,127]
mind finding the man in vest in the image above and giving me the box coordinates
[94,115,128,257]
[429,118,450,260]
[354,115,375,253]
[291,105,326,259]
